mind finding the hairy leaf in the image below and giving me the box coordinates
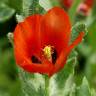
[76,77,91,96]
[71,22,88,43]
[0,3,15,22]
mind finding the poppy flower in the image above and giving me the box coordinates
[77,0,94,16]
[14,7,84,77]
[63,0,74,9]
[84,0,94,8]
[59,0,74,10]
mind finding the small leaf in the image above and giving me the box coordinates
[0,3,15,22]
[63,74,74,96]
[39,0,60,11]
[50,74,75,96]
[76,77,91,96]
[18,68,45,96]
[22,0,45,17]
[39,0,52,11]
[18,69,37,96]
[69,84,76,96]
[16,14,24,23]
[71,22,88,43]
[7,0,22,13]
[55,53,77,89]
[91,88,96,96]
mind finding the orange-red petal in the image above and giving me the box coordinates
[41,7,71,55]
[49,32,84,76]
[14,16,54,75]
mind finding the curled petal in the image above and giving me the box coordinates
[67,32,84,53]
[49,32,84,76]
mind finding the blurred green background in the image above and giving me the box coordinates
[0,0,96,96]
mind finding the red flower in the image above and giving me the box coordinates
[63,0,74,9]
[14,7,84,76]
[77,0,94,16]
[84,0,94,8]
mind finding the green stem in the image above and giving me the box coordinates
[45,75,49,96]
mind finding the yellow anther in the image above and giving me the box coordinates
[43,45,53,60]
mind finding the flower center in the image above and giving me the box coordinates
[43,45,57,64]
[43,45,53,61]
[31,45,57,64]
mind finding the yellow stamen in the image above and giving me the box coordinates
[43,45,53,61]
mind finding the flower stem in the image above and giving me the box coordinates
[45,75,49,96]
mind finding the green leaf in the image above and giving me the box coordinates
[22,0,45,17]
[71,22,88,43]
[0,3,15,22]
[63,74,75,96]
[91,89,96,96]
[18,68,45,96]
[7,0,22,14]
[49,74,75,96]
[55,51,77,89]
[76,77,91,96]
[39,0,52,11]
[16,14,24,23]
[69,84,76,96]
[39,0,60,11]
[7,0,45,18]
